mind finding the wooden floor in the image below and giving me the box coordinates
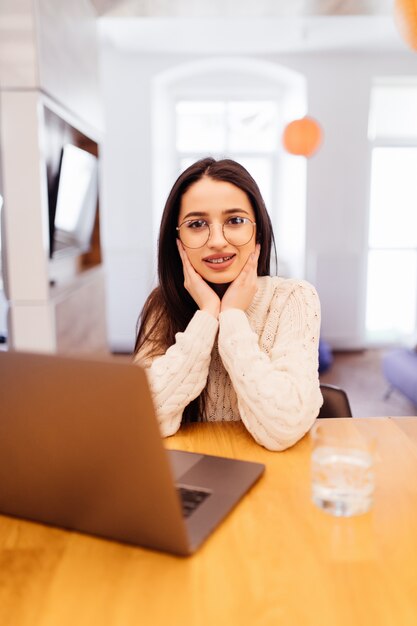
[319,349,417,418]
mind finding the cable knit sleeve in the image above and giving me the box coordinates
[218,281,323,451]
[133,310,218,437]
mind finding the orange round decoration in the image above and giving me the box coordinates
[394,0,417,50]
[282,116,323,158]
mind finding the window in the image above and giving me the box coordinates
[366,81,417,343]
[175,100,279,212]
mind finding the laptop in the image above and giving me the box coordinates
[0,350,264,556]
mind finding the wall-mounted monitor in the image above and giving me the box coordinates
[50,144,98,258]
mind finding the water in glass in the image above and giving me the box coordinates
[312,445,374,517]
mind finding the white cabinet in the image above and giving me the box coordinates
[0,0,106,354]
[0,92,107,353]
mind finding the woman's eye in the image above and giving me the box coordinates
[187,220,208,230]
[227,216,247,226]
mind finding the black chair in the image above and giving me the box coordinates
[318,384,352,418]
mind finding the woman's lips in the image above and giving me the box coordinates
[202,254,236,270]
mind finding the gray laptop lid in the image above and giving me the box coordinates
[0,351,264,556]
[0,351,190,554]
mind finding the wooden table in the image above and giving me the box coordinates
[1,418,417,626]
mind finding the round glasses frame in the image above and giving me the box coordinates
[176,218,256,249]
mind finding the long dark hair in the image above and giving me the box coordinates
[134,157,276,422]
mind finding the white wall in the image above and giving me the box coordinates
[99,42,417,351]
[0,0,38,88]
[99,47,158,351]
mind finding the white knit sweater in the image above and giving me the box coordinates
[135,276,323,451]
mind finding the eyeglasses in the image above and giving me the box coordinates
[176,216,256,249]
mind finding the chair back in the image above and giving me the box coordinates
[318,384,352,418]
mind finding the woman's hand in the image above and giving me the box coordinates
[221,244,260,313]
[177,240,221,319]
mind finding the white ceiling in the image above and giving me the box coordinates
[91,0,394,18]
[92,0,411,54]
[98,15,406,54]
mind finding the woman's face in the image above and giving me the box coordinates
[177,177,257,284]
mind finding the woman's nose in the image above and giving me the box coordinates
[207,223,227,247]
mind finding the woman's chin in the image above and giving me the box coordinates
[206,275,233,284]
[200,268,238,284]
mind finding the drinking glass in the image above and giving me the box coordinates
[310,421,375,517]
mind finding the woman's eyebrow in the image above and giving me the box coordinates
[182,208,250,220]
[223,208,250,216]
[182,211,208,220]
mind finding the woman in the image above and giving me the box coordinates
[134,157,322,451]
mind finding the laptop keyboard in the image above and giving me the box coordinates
[176,486,211,518]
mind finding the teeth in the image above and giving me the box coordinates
[207,256,232,264]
